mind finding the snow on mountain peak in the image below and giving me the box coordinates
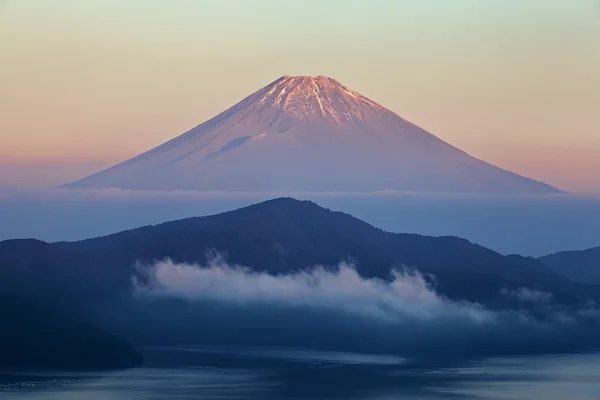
[63,75,562,195]
[248,75,393,125]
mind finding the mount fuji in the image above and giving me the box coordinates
[64,75,561,194]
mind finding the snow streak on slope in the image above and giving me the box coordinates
[64,75,562,194]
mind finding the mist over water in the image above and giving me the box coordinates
[128,257,600,361]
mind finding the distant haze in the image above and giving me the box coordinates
[1,189,599,257]
[1,0,599,192]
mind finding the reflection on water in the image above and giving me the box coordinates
[2,347,600,400]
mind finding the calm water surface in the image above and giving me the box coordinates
[2,347,600,400]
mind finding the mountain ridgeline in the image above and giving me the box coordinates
[0,198,595,305]
[1,198,598,362]
[540,246,600,284]
[63,75,561,194]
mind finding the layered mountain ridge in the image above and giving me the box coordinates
[0,197,589,306]
[1,197,598,359]
[540,246,600,284]
[64,75,561,194]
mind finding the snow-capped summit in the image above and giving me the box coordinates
[64,75,562,194]
[249,75,396,125]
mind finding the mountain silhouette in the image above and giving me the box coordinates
[540,245,600,284]
[0,294,141,370]
[64,75,560,194]
[0,198,591,310]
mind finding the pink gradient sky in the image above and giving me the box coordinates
[1,1,599,192]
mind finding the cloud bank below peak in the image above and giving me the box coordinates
[131,257,600,361]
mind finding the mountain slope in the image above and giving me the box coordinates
[540,246,600,284]
[0,198,591,309]
[0,294,142,370]
[64,75,560,194]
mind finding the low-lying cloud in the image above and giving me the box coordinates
[133,257,491,324]
[500,287,553,304]
[130,256,600,361]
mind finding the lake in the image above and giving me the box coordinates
[2,347,600,399]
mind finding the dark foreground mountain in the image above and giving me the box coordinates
[540,246,600,284]
[2,198,600,360]
[0,295,142,371]
[0,198,594,308]
[64,75,560,194]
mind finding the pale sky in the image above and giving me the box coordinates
[1,0,599,192]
